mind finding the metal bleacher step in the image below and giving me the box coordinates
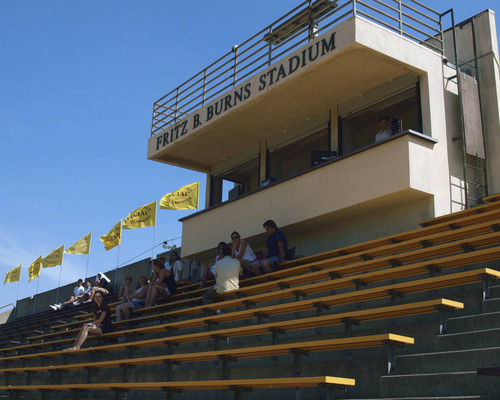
[380,371,500,397]
[446,310,500,333]
[436,327,500,351]
[395,346,500,374]
[349,396,498,400]
[482,297,500,313]
[487,283,500,298]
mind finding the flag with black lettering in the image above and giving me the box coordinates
[4,265,21,285]
[160,182,199,210]
[99,221,122,251]
[42,245,64,268]
[65,233,91,255]
[123,201,157,229]
[28,256,42,282]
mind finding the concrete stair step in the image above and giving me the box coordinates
[348,396,498,400]
[380,371,500,397]
[482,297,500,313]
[488,285,500,298]
[446,311,500,333]
[437,328,500,351]
[395,347,500,374]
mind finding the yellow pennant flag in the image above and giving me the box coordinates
[100,220,122,251]
[65,233,92,255]
[123,201,157,229]
[160,182,199,210]
[28,256,42,282]
[4,265,21,285]
[42,245,65,268]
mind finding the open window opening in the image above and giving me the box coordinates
[267,126,331,183]
[339,85,422,155]
[210,157,259,206]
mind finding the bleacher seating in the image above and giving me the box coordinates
[0,377,355,400]
[1,195,500,399]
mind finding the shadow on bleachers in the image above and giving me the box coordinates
[1,194,500,399]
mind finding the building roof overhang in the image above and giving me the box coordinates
[147,17,429,172]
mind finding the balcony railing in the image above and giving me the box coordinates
[151,0,443,136]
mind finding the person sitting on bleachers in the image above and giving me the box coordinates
[251,219,288,276]
[198,242,228,288]
[63,291,112,351]
[231,231,256,277]
[49,278,85,310]
[115,274,148,321]
[168,251,185,283]
[202,245,242,306]
[117,274,134,308]
[74,280,93,305]
[149,256,167,283]
[88,272,112,302]
[144,259,177,307]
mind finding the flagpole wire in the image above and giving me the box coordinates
[152,226,157,260]
[55,265,63,304]
[33,274,41,314]
[85,233,92,280]
[14,275,21,319]
[85,253,90,282]
[114,244,121,286]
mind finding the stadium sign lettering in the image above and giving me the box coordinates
[155,31,336,151]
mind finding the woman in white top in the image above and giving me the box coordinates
[231,231,256,270]
[168,251,184,282]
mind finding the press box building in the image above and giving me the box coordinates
[147,0,500,267]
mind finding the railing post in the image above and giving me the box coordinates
[174,88,179,124]
[353,0,357,17]
[268,27,273,66]
[398,0,403,35]
[308,0,313,42]
[438,14,444,54]
[202,69,207,106]
[232,45,239,87]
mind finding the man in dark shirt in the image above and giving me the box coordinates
[251,219,288,275]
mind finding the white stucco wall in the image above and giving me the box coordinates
[354,17,453,216]
[181,134,437,258]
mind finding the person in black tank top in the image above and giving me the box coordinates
[144,259,176,307]
[63,292,112,351]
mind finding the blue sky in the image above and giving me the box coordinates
[0,0,498,311]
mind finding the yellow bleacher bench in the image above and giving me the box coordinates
[482,193,500,203]
[2,266,490,357]
[29,242,492,347]
[281,205,500,269]
[40,237,499,343]
[418,198,500,227]
[0,376,355,400]
[0,333,412,385]
[0,298,460,366]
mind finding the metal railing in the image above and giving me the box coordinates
[0,303,14,311]
[151,0,443,136]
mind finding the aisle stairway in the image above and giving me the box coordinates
[349,282,500,400]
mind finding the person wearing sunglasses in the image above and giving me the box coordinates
[230,231,256,272]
